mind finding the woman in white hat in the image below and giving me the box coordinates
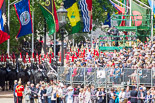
[79,88,84,103]
[66,86,74,103]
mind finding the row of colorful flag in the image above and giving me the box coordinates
[0,0,92,45]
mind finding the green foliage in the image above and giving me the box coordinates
[0,0,153,54]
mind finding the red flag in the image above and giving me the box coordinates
[0,30,10,44]
[0,0,4,9]
[86,0,92,31]
[53,0,59,32]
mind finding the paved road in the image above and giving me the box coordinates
[0,98,14,103]
[0,91,14,103]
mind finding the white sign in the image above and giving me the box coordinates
[97,70,105,78]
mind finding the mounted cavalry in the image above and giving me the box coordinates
[0,53,58,91]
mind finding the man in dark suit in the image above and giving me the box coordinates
[30,84,35,103]
[130,86,138,103]
[111,27,119,46]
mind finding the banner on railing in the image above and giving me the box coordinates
[97,70,105,78]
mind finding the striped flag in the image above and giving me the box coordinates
[79,0,92,32]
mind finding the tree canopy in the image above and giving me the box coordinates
[0,0,153,53]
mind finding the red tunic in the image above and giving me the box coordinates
[15,85,24,96]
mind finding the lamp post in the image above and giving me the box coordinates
[57,3,67,66]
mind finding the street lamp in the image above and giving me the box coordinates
[57,3,67,66]
[57,3,67,27]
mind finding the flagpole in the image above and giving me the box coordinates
[151,0,154,42]
[129,0,132,46]
[90,31,92,48]
[32,0,34,56]
[54,32,56,58]
[7,0,10,56]
[135,0,151,9]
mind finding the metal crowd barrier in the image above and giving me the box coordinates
[58,67,154,88]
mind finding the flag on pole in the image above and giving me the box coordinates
[103,5,111,27]
[0,0,10,44]
[14,0,33,38]
[109,0,125,14]
[148,0,155,15]
[64,0,81,34]
[109,0,125,26]
[131,0,147,26]
[79,0,92,32]
[39,0,59,36]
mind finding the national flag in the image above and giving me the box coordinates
[148,0,155,18]
[14,0,33,38]
[0,0,10,44]
[86,0,92,31]
[109,0,125,14]
[103,6,111,27]
[79,0,92,32]
[131,0,147,26]
[109,0,125,26]
[39,0,59,36]
[104,13,111,27]
[64,0,81,34]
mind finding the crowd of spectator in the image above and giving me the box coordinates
[13,80,155,103]
[64,40,155,69]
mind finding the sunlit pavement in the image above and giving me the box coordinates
[0,91,14,103]
[0,98,14,103]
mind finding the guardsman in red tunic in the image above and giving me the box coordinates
[15,80,24,103]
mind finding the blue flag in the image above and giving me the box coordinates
[148,0,155,15]
[14,0,32,38]
[79,0,90,32]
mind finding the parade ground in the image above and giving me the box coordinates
[0,91,13,103]
[0,98,13,103]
